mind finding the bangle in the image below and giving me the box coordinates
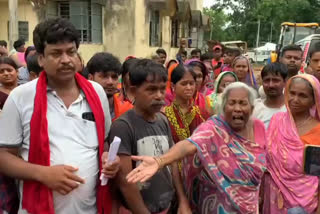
[153,156,164,169]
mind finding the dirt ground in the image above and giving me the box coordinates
[252,64,264,86]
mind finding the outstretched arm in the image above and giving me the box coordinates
[127,139,197,183]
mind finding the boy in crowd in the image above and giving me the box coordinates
[307,43,320,82]
[27,54,43,81]
[156,48,167,65]
[221,48,241,72]
[110,59,190,214]
[191,48,201,59]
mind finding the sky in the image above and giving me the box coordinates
[203,0,215,8]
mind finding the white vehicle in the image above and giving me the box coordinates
[254,43,276,63]
[295,34,320,64]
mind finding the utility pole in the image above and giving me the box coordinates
[9,0,19,51]
[256,19,260,48]
[270,22,273,42]
[256,0,260,48]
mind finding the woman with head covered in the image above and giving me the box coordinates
[127,82,266,214]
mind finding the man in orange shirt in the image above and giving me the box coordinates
[87,52,132,120]
[211,44,224,77]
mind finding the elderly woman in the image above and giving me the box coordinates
[127,82,266,214]
[264,74,320,214]
[233,56,258,89]
[206,71,238,116]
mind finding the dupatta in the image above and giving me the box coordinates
[267,74,320,213]
[186,116,266,213]
[206,71,238,115]
[232,56,257,89]
[164,101,205,143]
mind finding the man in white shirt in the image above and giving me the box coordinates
[253,62,288,128]
[0,18,119,214]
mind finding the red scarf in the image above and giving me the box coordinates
[22,72,112,214]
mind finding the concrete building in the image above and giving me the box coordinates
[0,0,208,62]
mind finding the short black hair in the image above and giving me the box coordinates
[281,44,303,57]
[200,52,214,61]
[225,48,241,57]
[188,61,208,80]
[122,58,140,77]
[33,18,80,54]
[171,65,196,84]
[180,50,187,56]
[191,48,201,56]
[86,52,122,75]
[261,62,288,81]
[0,40,7,48]
[24,46,36,61]
[309,42,320,59]
[129,59,167,87]
[156,48,167,56]
[27,54,43,75]
[0,57,18,70]
[13,39,25,50]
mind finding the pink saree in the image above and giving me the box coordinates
[185,116,266,214]
[264,74,320,214]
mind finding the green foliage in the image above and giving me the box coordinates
[205,0,320,48]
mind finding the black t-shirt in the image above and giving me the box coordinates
[108,109,175,213]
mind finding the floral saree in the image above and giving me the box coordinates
[185,116,266,214]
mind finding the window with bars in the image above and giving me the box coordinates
[149,10,160,47]
[49,0,102,44]
[18,21,29,41]
[171,19,178,47]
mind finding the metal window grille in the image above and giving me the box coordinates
[55,0,102,44]
[149,10,160,47]
[18,21,29,41]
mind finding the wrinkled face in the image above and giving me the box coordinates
[173,71,196,101]
[309,52,320,82]
[218,74,236,93]
[262,73,285,98]
[288,79,314,115]
[0,64,18,85]
[233,59,248,81]
[223,53,235,65]
[158,53,167,65]
[133,75,166,115]
[38,42,78,84]
[90,71,119,97]
[224,88,253,132]
[193,66,204,91]
[280,50,302,76]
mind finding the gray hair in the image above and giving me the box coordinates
[219,82,258,115]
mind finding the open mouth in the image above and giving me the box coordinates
[232,115,244,123]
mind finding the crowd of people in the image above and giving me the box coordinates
[1,17,320,214]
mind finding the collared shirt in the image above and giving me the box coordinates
[17,67,30,85]
[253,98,287,128]
[0,79,111,214]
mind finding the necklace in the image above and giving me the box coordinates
[296,116,312,129]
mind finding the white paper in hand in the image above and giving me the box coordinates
[100,136,121,186]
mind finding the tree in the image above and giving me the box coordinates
[203,8,229,41]
[209,0,320,47]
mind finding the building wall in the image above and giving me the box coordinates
[0,0,203,62]
[0,0,37,48]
